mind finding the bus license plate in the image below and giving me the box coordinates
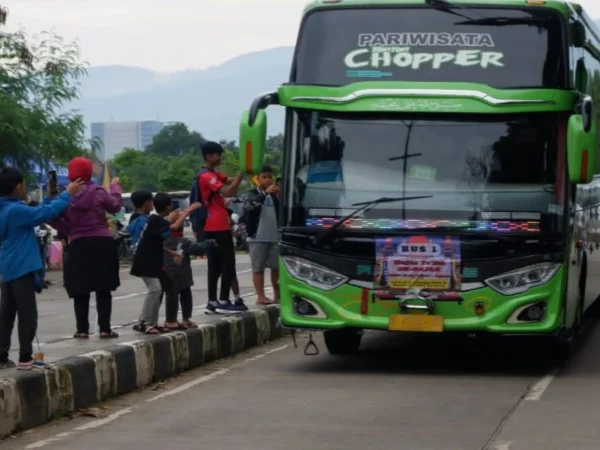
[388,314,444,332]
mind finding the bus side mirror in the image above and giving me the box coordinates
[239,109,267,174]
[567,96,596,184]
[571,21,586,48]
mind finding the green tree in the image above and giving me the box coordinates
[0,6,88,170]
[220,149,242,176]
[128,155,164,192]
[179,149,204,171]
[113,147,147,169]
[158,158,196,191]
[112,148,145,190]
[111,131,283,193]
[145,123,206,157]
[219,139,237,151]
[264,149,282,175]
[265,134,284,153]
[112,148,163,191]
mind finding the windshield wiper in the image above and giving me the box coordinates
[456,16,547,26]
[424,0,477,21]
[313,195,433,247]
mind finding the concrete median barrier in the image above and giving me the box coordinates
[0,305,285,439]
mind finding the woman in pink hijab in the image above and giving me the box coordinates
[48,157,122,339]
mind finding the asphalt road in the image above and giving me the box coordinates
[9,254,257,349]
[4,319,600,450]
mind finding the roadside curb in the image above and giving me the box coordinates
[0,306,285,439]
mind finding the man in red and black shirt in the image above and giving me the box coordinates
[199,141,245,314]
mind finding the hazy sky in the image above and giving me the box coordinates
[5,0,600,72]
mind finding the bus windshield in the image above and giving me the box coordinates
[293,6,565,88]
[286,111,564,232]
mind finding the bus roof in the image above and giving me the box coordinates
[301,0,600,55]
[303,0,574,17]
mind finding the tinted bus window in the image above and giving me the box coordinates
[293,7,566,88]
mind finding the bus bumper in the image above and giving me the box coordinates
[279,266,567,335]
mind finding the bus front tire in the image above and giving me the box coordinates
[552,335,575,361]
[324,329,362,355]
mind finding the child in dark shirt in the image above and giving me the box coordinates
[126,189,153,249]
[130,193,201,334]
[164,228,215,328]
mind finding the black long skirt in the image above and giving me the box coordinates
[63,236,120,298]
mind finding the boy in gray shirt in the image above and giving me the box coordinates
[243,165,279,305]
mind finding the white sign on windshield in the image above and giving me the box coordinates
[344,32,504,70]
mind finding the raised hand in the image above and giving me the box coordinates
[66,179,85,195]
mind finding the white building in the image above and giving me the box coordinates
[91,120,166,161]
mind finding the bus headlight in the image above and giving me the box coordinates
[484,263,560,296]
[282,256,348,291]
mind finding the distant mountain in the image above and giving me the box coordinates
[73,20,600,142]
[72,46,294,142]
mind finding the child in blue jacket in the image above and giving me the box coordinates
[0,168,83,370]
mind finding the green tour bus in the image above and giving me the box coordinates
[239,0,600,356]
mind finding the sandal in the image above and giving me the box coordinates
[144,325,160,335]
[256,298,275,306]
[133,322,146,333]
[99,331,119,339]
[163,323,187,331]
[183,320,198,329]
[73,332,89,339]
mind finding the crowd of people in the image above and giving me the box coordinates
[0,141,280,369]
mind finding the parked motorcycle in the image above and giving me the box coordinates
[116,231,132,262]
[113,220,133,262]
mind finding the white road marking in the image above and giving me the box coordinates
[127,286,273,322]
[54,432,75,438]
[120,260,205,272]
[524,371,557,401]
[492,441,513,450]
[19,344,289,449]
[146,369,229,402]
[114,268,252,299]
[113,293,143,300]
[23,410,132,448]
[113,274,257,303]
[72,408,133,431]
[243,344,289,363]
[25,438,63,449]
[146,344,288,402]
[118,259,250,273]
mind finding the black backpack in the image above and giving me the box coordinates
[189,168,214,239]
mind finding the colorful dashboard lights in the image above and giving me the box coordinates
[305,217,540,232]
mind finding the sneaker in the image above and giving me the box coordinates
[17,360,44,371]
[205,300,219,315]
[0,359,15,369]
[215,300,244,314]
[234,297,248,312]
